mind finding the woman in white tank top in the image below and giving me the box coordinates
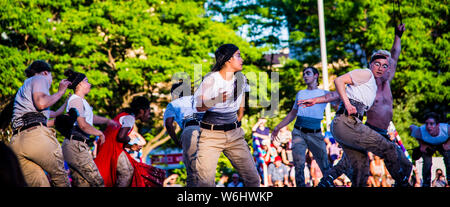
[60,70,116,187]
[193,44,260,187]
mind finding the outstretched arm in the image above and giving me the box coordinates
[297,91,340,108]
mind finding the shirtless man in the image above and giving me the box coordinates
[300,24,412,187]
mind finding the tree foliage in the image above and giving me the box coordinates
[206,0,449,155]
[0,0,265,139]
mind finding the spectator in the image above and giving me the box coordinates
[164,174,182,187]
[277,126,292,145]
[267,156,289,187]
[432,169,448,187]
[262,139,278,165]
[216,174,229,187]
[324,132,342,165]
[125,126,147,163]
[227,173,244,187]
[252,118,271,141]
[369,155,389,187]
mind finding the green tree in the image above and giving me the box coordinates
[206,0,449,156]
[0,0,267,143]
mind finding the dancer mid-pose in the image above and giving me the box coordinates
[410,112,449,187]
[193,44,260,187]
[301,24,412,187]
[61,70,117,187]
[272,67,334,187]
[9,60,71,187]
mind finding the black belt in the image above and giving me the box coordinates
[12,122,46,135]
[67,135,93,144]
[200,121,241,132]
[294,125,321,134]
[184,120,200,128]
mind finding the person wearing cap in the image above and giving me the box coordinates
[227,173,244,187]
[193,44,260,187]
[8,60,72,187]
[164,80,205,187]
[267,156,290,187]
[61,69,117,187]
[271,66,334,187]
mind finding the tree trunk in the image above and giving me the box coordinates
[141,121,180,163]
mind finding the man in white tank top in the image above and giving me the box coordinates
[299,24,412,187]
[410,112,449,187]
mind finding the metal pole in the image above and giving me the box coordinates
[317,0,331,131]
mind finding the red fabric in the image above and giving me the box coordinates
[94,112,165,187]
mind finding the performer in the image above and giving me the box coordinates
[61,69,116,187]
[271,67,333,187]
[193,44,260,187]
[410,112,449,187]
[164,81,205,187]
[95,96,165,187]
[9,60,71,187]
[301,24,412,187]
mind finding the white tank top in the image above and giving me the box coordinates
[66,94,94,126]
[346,69,377,109]
[194,71,247,113]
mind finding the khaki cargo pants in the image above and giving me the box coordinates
[62,139,104,187]
[330,115,412,187]
[180,125,200,187]
[9,125,71,187]
[193,127,260,187]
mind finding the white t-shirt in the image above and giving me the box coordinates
[12,75,51,122]
[119,115,135,133]
[293,89,328,119]
[194,71,247,113]
[163,96,199,130]
[346,69,377,109]
[66,94,93,126]
[420,123,448,145]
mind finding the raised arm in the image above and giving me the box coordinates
[33,79,70,110]
[385,23,405,82]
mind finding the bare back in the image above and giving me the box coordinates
[366,78,393,130]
